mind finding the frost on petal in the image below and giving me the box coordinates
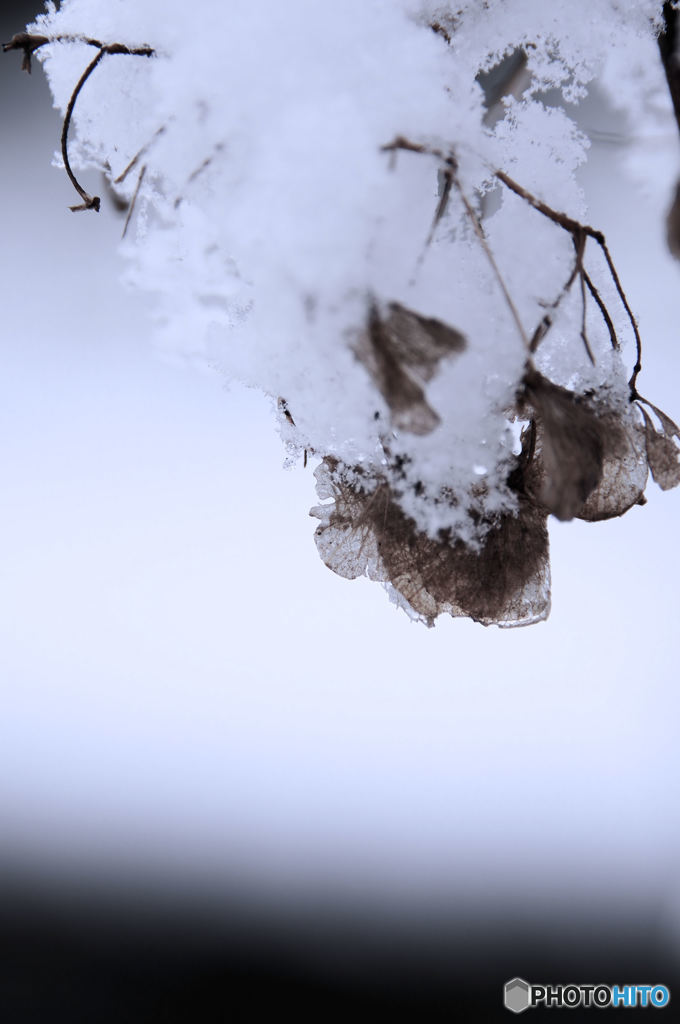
[638,402,680,491]
[354,302,467,436]
[310,458,550,628]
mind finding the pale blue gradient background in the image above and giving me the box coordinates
[1,6,679,948]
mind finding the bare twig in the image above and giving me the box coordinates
[4,33,155,211]
[382,136,643,389]
[382,137,528,351]
[582,268,618,352]
[424,166,453,248]
[577,252,595,364]
[174,142,225,209]
[570,228,595,365]
[494,168,642,387]
[2,32,154,70]
[381,135,442,161]
[61,47,106,211]
[121,164,146,238]
[114,126,165,185]
[2,32,49,73]
[529,245,581,352]
[452,173,530,350]
[529,229,596,363]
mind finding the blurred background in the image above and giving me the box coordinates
[1,2,679,1019]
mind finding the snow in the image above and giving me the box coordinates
[26,0,674,623]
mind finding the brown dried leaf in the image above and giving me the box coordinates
[648,401,680,438]
[523,370,604,521]
[311,463,385,582]
[381,303,467,379]
[355,302,466,436]
[639,402,680,490]
[310,458,550,628]
[577,414,648,521]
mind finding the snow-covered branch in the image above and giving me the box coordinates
[5,0,680,626]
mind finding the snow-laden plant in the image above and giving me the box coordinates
[5,0,680,626]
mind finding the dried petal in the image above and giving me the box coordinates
[381,302,467,381]
[355,301,466,436]
[523,369,604,521]
[639,402,680,490]
[577,414,648,521]
[311,458,550,628]
[310,462,385,581]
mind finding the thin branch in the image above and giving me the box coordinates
[114,126,165,185]
[582,268,618,352]
[424,166,453,248]
[451,172,530,350]
[605,243,643,393]
[121,164,146,238]
[174,142,225,209]
[382,135,643,388]
[494,168,589,234]
[381,137,530,350]
[569,227,595,365]
[529,245,581,352]
[381,135,444,161]
[582,232,640,386]
[2,32,49,73]
[4,33,155,211]
[494,168,642,387]
[2,32,154,72]
[577,252,596,365]
[61,47,106,211]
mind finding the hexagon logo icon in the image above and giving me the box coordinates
[504,977,531,1013]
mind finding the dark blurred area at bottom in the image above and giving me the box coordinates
[0,867,675,1023]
